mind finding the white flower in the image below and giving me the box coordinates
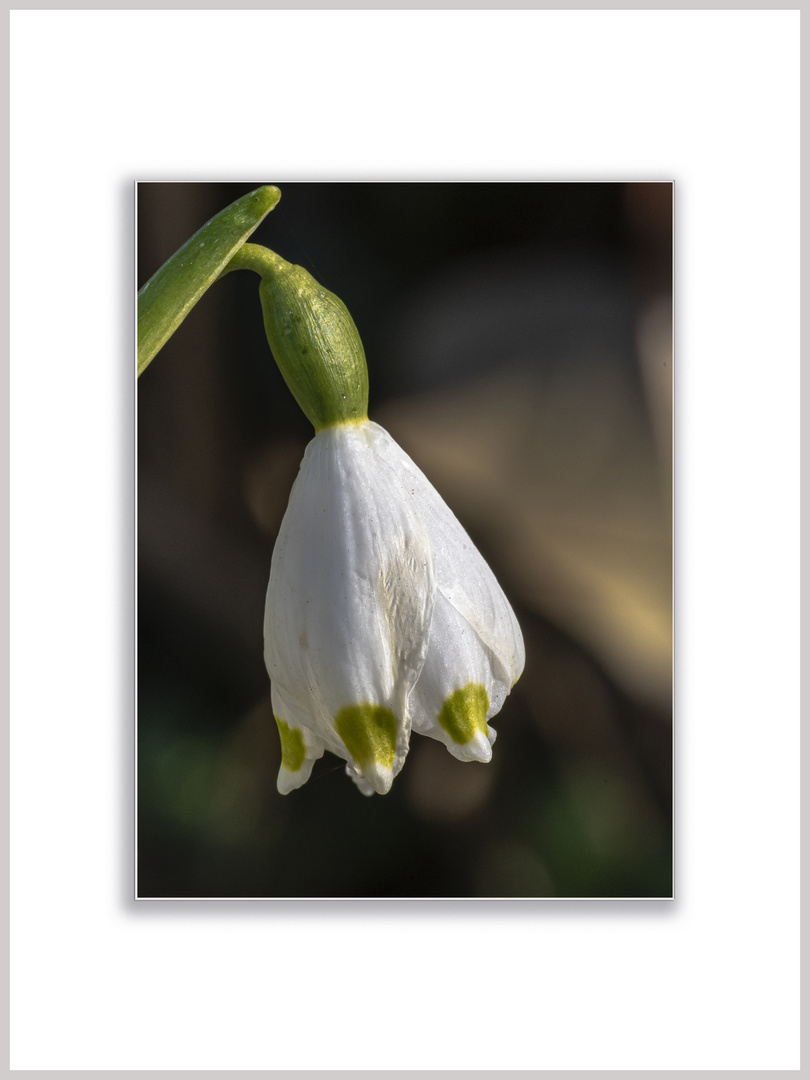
[264,419,525,796]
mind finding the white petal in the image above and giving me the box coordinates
[264,421,435,793]
[410,593,500,762]
[271,687,324,795]
[364,423,525,689]
[345,760,390,797]
[361,422,524,762]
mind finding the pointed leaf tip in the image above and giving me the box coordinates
[137,184,281,376]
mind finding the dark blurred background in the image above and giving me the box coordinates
[137,181,672,899]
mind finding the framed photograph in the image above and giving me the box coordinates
[136,181,673,899]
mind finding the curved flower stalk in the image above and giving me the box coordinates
[229,239,525,795]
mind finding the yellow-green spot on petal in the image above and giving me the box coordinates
[334,704,398,770]
[437,683,490,744]
[275,717,306,772]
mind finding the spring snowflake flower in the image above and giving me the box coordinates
[251,245,524,795]
[264,419,524,796]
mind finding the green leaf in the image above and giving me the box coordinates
[137,184,281,376]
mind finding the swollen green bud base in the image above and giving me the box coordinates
[226,243,369,431]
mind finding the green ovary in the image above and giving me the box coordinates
[334,704,398,770]
[275,717,306,772]
[437,683,490,744]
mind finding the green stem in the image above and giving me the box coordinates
[218,242,288,280]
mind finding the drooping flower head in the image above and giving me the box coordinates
[259,251,524,795]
